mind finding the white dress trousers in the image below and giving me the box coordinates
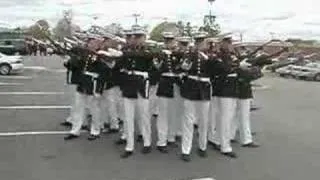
[157,84,183,146]
[181,99,210,155]
[70,92,102,136]
[149,84,159,116]
[101,87,120,129]
[123,93,151,152]
[211,97,237,153]
[230,99,253,145]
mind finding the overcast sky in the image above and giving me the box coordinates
[0,0,319,41]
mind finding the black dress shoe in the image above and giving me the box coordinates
[108,129,119,134]
[103,123,110,129]
[136,135,143,143]
[81,125,89,131]
[88,134,100,141]
[64,134,79,140]
[181,154,191,162]
[197,149,207,158]
[141,146,152,154]
[156,146,168,153]
[115,138,126,145]
[242,142,260,148]
[230,139,238,143]
[175,135,182,142]
[250,107,260,111]
[120,151,133,158]
[208,141,221,151]
[167,141,178,148]
[60,121,72,127]
[221,152,238,158]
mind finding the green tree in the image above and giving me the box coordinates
[149,22,180,42]
[53,10,74,40]
[26,19,51,39]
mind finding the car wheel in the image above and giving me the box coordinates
[0,64,11,75]
[314,73,320,81]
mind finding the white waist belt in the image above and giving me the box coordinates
[187,75,211,82]
[84,71,99,78]
[126,70,149,78]
[227,73,237,77]
[161,72,179,77]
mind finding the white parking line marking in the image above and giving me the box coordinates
[0,131,70,136]
[0,106,71,110]
[0,82,24,85]
[23,66,66,73]
[0,130,87,137]
[48,69,66,73]
[24,66,47,70]
[0,76,32,79]
[192,178,215,180]
[0,92,65,95]
[252,85,271,90]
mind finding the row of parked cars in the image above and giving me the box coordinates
[273,62,320,81]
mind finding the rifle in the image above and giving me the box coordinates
[246,46,289,67]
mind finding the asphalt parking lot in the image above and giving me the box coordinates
[0,56,320,180]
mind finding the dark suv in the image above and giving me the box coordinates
[0,39,28,55]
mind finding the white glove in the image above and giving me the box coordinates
[63,55,71,61]
[179,72,186,79]
[162,49,172,55]
[97,50,111,57]
[198,51,209,60]
[240,59,251,69]
[108,48,123,57]
[231,55,238,61]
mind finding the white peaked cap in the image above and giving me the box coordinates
[162,32,175,38]
[176,36,192,43]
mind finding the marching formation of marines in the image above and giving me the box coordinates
[46,25,288,162]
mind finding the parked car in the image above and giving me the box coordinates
[295,63,320,81]
[266,57,298,72]
[290,66,306,78]
[276,65,294,77]
[0,39,28,55]
[0,52,24,75]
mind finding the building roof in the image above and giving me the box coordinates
[239,41,294,47]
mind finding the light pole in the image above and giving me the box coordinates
[132,13,141,25]
[269,32,275,40]
[208,0,215,17]
[203,0,219,36]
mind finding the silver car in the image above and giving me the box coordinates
[0,52,24,75]
[276,65,294,77]
[295,63,320,81]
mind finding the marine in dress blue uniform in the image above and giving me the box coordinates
[179,31,224,162]
[99,33,122,133]
[230,45,287,147]
[64,37,111,141]
[117,26,155,158]
[154,32,184,153]
[208,34,239,158]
